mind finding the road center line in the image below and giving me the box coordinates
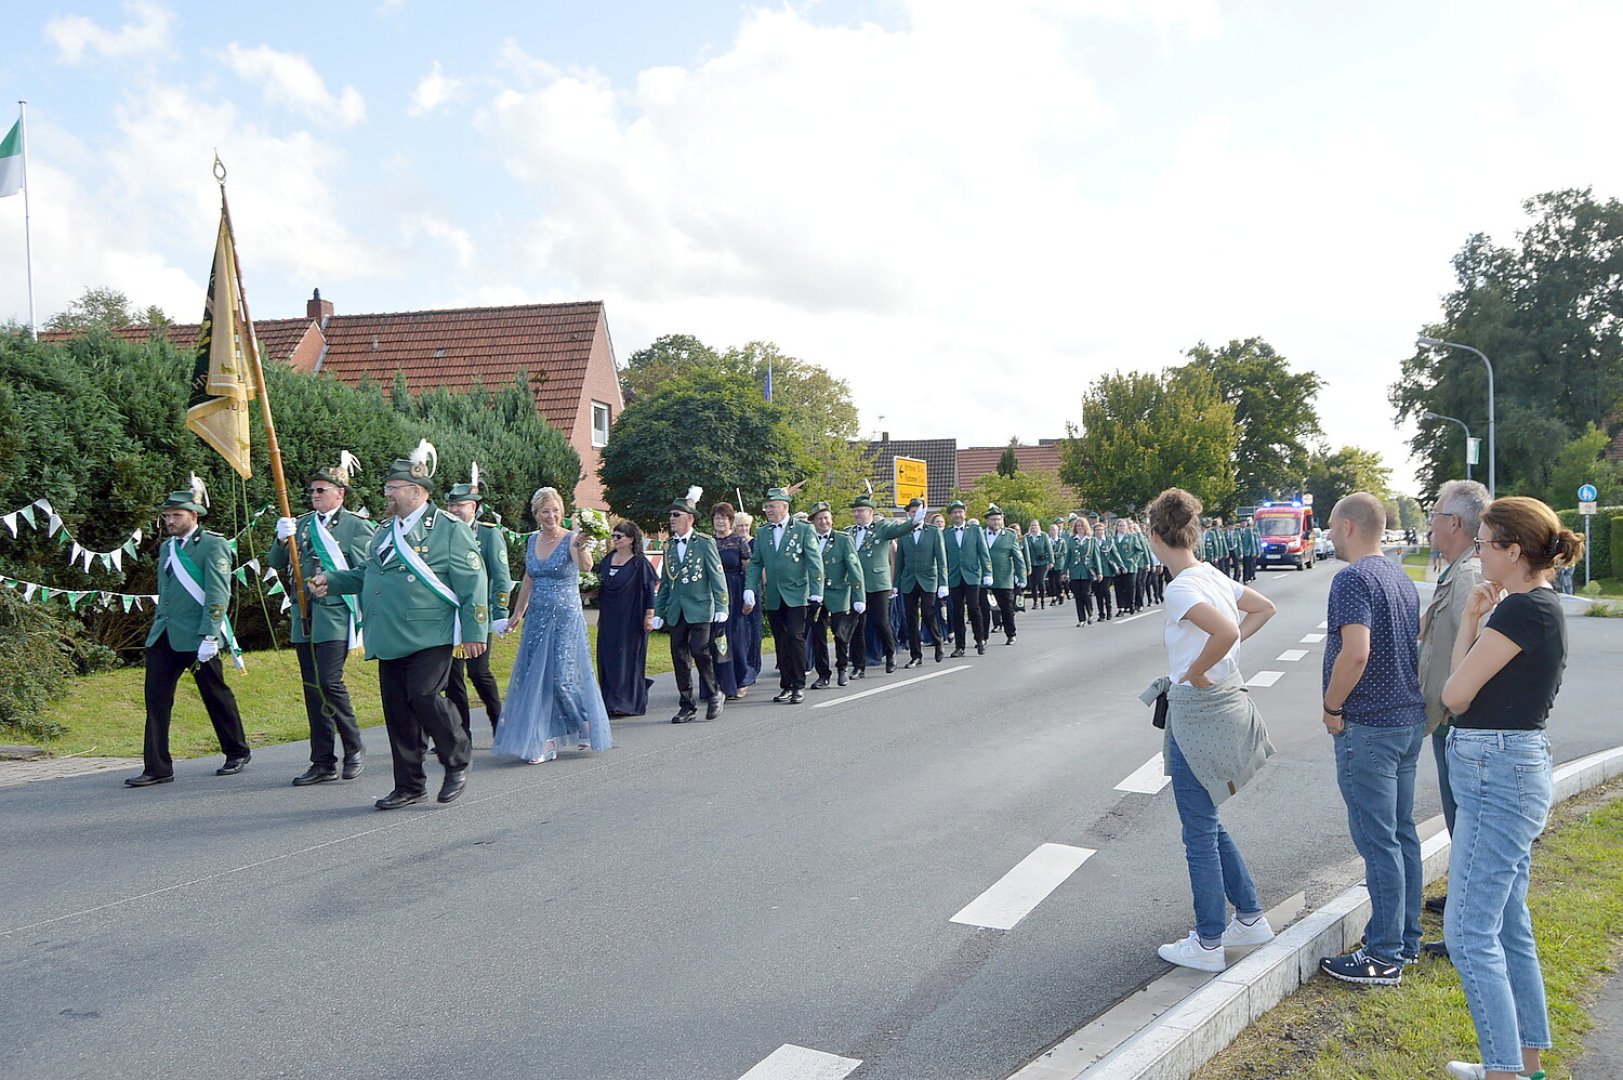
[810,664,969,708]
[1276,649,1309,662]
[950,843,1096,930]
[1300,633,1325,643]
[1246,671,1285,688]
[1111,610,1152,624]
[738,1044,862,1079]
[1115,753,1170,794]
[1316,621,1328,629]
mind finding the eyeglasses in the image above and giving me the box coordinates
[382,484,413,494]
[610,532,626,540]
[1474,536,1513,553]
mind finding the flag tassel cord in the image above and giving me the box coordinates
[214,155,311,629]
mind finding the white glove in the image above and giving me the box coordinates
[912,505,926,523]
[936,586,949,599]
[712,610,727,623]
[650,616,664,631]
[743,590,755,609]
[890,588,899,598]
[491,618,510,637]
[196,639,219,664]
[808,595,822,605]
[276,516,297,541]
[853,601,866,614]
[1016,579,1025,589]
[982,574,993,586]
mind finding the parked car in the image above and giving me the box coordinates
[1314,528,1335,560]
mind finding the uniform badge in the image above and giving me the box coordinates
[209,604,224,619]
[216,557,230,573]
[475,605,488,623]
[467,551,482,567]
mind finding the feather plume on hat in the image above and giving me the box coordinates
[686,485,703,506]
[338,450,361,485]
[409,439,438,480]
[189,472,210,510]
[469,461,482,495]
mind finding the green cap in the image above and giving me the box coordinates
[947,499,966,511]
[764,487,792,505]
[159,489,207,516]
[809,501,833,516]
[446,483,482,504]
[985,503,1004,517]
[309,450,361,490]
[384,440,438,493]
[850,495,876,510]
[906,497,925,511]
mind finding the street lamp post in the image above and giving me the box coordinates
[1417,336,1496,497]
[1420,410,1473,482]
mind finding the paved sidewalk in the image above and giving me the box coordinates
[0,753,141,788]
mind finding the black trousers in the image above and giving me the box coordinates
[1151,566,1167,603]
[854,589,896,668]
[378,645,469,796]
[903,586,943,660]
[143,638,250,777]
[1133,569,1148,609]
[669,616,719,707]
[979,587,1018,639]
[1243,554,1257,581]
[1047,567,1064,600]
[447,649,502,739]
[767,604,809,690]
[1026,569,1047,607]
[810,605,857,676]
[1092,577,1114,618]
[948,582,986,647]
[295,639,364,766]
[1114,572,1135,613]
[1073,578,1094,621]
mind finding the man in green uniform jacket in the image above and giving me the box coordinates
[893,498,949,667]
[311,442,488,810]
[1240,517,1262,581]
[1024,522,1053,610]
[942,499,992,656]
[654,488,729,722]
[845,495,919,676]
[270,452,376,785]
[808,502,866,687]
[443,470,515,740]
[1202,517,1228,566]
[979,505,1026,643]
[744,486,824,704]
[126,478,253,788]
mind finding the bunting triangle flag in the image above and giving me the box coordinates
[2,512,15,537]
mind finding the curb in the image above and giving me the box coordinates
[1047,744,1623,1080]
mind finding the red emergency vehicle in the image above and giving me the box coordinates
[1255,500,1316,571]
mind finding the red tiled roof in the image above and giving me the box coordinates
[956,443,1075,497]
[39,318,318,365]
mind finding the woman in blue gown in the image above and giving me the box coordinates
[493,487,613,763]
[594,520,656,716]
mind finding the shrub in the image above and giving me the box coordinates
[1557,506,1621,581]
[0,589,73,741]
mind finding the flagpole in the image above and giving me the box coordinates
[19,101,35,339]
[214,155,310,629]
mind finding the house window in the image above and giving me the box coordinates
[591,401,611,447]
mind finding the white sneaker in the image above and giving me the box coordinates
[1444,1063,1542,1079]
[1221,914,1275,948]
[1157,931,1226,972]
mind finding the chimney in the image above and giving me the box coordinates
[307,287,334,321]
[881,431,890,443]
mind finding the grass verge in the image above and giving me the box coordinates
[20,625,680,759]
[1195,779,1623,1080]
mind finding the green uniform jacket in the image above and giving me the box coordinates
[147,529,234,652]
[1226,531,1242,558]
[1202,527,1227,562]
[845,517,913,593]
[746,518,825,611]
[1024,533,1053,573]
[1097,535,1129,576]
[1242,526,1262,557]
[476,522,515,622]
[814,530,865,613]
[943,523,992,586]
[267,507,377,645]
[655,532,728,624]
[894,523,948,594]
[1120,532,1150,572]
[1064,534,1103,580]
[985,529,1026,589]
[323,505,489,661]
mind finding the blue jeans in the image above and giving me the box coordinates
[1443,729,1553,1073]
[1167,732,1263,944]
[1333,720,1424,963]
[1433,725,1457,836]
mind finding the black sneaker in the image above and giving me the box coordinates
[1424,894,1447,915]
[1319,948,1402,986]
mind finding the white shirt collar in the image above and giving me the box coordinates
[396,503,428,533]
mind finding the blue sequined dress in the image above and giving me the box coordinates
[493,533,613,759]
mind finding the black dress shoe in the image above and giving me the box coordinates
[706,698,722,720]
[949,647,965,658]
[341,757,365,780]
[851,668,865,680]
[837,670,848,687]
[292,767,339,786]
[811,675,830,690]
[216,757,250,776]
[1007,634,1017,645]
[437,768,467,804]
[1419,940,1451,962]
[375,789,427,810]
[1424,894,1447,915]
[124,773,174,788]
[789,689,804,704]
[904,656,921,669]
[885,657,896,673]
[976,642,986,655]
[934,645,944,663]
[772,689,793,703]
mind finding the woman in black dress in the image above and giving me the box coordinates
[594,520,657,717]
[709,502,759,698]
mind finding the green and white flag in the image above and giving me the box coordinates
[0,119,22,198]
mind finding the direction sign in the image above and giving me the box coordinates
[1578,483,1599,503]
[1580,501,1598,516]
[894,456,928,507]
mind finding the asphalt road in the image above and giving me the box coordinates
[3,564,1619,1080]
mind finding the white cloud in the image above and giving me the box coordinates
[221,43,367,128]
[403,214,476,270]
[45,0,175,65]
[409,61,465,115]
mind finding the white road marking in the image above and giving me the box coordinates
[1300,633,1325,643]
[1111,611,1153,624]
[1115,753,1171,794]
[810,664,969,708]
[950,843,1097,930]
[1246,671,1285,688]
[1276,649,1309,662]
[1316,621,1328,629]
[738,1045,862,1080]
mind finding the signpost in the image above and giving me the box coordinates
[1579,484,1598,586]
[894,456,928,508]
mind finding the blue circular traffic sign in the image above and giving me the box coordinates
[1579,484,1599,502]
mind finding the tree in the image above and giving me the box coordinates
[1541,422,1623,509]
[957,468,1071,529]
[1390,188,1623,501]
[1178,337,1324,506]
[791,435,878,528]
[996,439,1020,478]
[45,287,171,333]
[1394,494,1425,532]
[598,368,800,532]
[620,334,724,404]
[1303,445,1392,515]
[1059,369,1237,514]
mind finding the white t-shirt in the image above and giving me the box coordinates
[1163,562,1246,685]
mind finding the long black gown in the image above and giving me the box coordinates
[594,553,657,716]
[704,533,759,699]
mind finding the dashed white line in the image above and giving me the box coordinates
[1300,633,1325,643]
[738,1045,862,1080]
[1316,621,1328,629]
[950,843,1097,930]
[1115,753,1171,794]
[1110,610,1153,624]
[1276,649,1309,662]
[1246,671,1285,688]
[809,664,969,708]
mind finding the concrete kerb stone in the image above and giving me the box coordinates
[1060,744,1623,1080]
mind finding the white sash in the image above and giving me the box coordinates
[311,514,364,651]
[389,516,463,644]
[166,541,206,606]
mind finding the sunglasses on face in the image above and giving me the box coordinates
[611,532,626,539]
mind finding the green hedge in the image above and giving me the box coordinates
[1557,506,1623,581]
[1613,516,1623,585]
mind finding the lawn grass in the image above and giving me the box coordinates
[1195,780,1623,1080]
[23,625,679,759]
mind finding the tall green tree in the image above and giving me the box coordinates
[44,286,171,333]
[1059,369,1237,514]
[620,334,724,404]
[1303,445,1392,515]
[1541,422,1623,509]
[996,439,1020,478]
[1391,188,1623,501]
[957,468,1070,529]
[1178,337,1324,505]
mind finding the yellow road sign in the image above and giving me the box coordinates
[894,456,927,507]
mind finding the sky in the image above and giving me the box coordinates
[3,0,1621,494]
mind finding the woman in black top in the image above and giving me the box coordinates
[1438,497,1583,1080]
[594,520,657,717]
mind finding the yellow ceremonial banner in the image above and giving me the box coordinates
[184,213,258,478]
